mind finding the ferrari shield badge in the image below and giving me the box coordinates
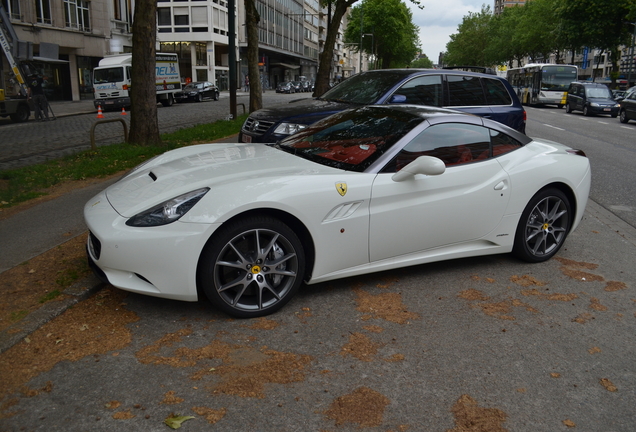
[336,182,347,197]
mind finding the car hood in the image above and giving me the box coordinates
[249,98,356,123]
[587,97,616,104]
[106,143,337,217]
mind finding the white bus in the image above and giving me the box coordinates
[506,64,578,107]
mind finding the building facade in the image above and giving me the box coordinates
[1,0,134,101]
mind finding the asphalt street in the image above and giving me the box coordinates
[1,98,635,430]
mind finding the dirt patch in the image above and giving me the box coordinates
[324,386,390,428]
[135,329,312,399]
[458,289,490,302]
[191,406,227,424]
[447,394,508,432]
[353,288,419,324]
[605,281,627,292]
[520,288,578,302]
[510,275,546,287]
[599,378,617,392]
[0,233,91,333]
[0,288,139,413]
[340,332,383,362]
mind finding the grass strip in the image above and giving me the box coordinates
[0,114,248,209]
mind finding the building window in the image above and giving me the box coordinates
[2,0,20,19]
[157,7,171,26]
[36,0,52,24]
[64,0,91,32]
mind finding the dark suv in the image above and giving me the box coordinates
[565,82,619,117]
[240,69,526,143]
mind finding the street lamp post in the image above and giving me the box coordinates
[358,33,374,72]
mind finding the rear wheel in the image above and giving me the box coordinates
[10,104,30,123]
[198,216,305,318]
[620,109,629,123]
[160,94,174,107]
[512,188,571,263]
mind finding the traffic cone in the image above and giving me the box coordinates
[121,107,127,115]
[96,106,104,119]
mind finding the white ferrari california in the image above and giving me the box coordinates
[85,105,591,318]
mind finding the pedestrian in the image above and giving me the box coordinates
[27,73,50,121]
[244,75,250,92]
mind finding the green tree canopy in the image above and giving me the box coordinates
[444,6,494,67]
[343,0,420,69]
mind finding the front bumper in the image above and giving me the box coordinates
[84,192,220,302]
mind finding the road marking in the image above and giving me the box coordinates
[597,121,609,125]
[543,124,565,131]
[620,126,632,130]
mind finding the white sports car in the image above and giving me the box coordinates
[85,105,591,318]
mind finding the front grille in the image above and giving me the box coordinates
[242,117,275,136]
[88,231,102,260]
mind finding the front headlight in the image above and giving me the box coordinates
[590,103,599,107]
[126,188,210,227]
[273,123,308,135]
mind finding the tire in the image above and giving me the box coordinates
[214,91,219,101]
[565,103,572,114]
[619,109,629,124]
[196,93,203,102]
[9,104,30,123]
[583,105,590,116]
[512,188,571,263]
[198,216,306,318]
[161,94,174,107]
[557,104,564,109]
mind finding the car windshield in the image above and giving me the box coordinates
[278,106,424,172]
[586,87,612,98]
[318,71,409,104]
[185,83,204,90]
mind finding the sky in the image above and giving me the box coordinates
[407,0,490,63]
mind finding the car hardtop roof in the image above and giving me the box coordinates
[360,68,506,79]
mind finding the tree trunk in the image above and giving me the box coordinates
[245,0,262,112]
[129,0,160,146]
[313,0,356,97]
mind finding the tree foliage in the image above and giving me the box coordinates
[444,6,493,67]
[445,0,636,81]
[411,54,433,69]
[343,0,420,69]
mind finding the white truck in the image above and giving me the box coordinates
[93,53,181,110]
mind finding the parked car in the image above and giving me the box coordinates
[276,82,296,94]
[565,82,619,117]
[240,69,527,144]
[618,87,636,124]
[612,89,627,100]
[85,105,590,318]
[301,81,313,92]
[175,81,219,102]
[290,81,303,93]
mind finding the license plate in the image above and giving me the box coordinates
[242,134,252,143]
[105,101,114,105]
[603,108,611,112]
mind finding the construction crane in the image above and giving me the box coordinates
[0,3,32,122]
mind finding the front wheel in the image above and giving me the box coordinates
[565,103,572,113]
[214,91,219,101]
[619,109,629,124]
[583,105,591,116]
[198,216,306,318]
[512,188,571,263]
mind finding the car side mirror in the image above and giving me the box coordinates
[389,94,407,104]
[391,156,446,182]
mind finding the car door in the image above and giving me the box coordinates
[368,122,511,262]
[626,92,636,120]
[444,74,494,119]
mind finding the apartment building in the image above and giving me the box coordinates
[1,0,131,101]
[494,0,529,15]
